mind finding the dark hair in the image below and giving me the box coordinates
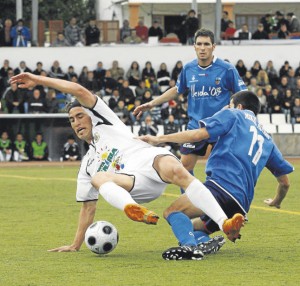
[231,90,261,115]
[194,28,215,45]
[66,99,81,113]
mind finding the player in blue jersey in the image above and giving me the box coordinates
[139,90,294,260]
[134,28,247,194]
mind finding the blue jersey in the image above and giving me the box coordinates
[176,57,246,130]
[200,109,294,213]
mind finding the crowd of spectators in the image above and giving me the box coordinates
[1,57,300,126]
[221,10,300,40]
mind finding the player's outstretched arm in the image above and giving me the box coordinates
[133,86,178,119]
[10,72,96,108]
[48,201,97,252]
[139,128,210,145]
[263,174,290,209]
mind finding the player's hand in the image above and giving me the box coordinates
[263,198,281,209]
[47,245,79,252]
[10,72,38,89]
[132,102,153,119]
[138,135,160,145]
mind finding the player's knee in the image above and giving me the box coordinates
[91,172,112,189]
[172,164,190,181]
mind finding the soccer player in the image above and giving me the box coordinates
[133,28,247,193]
[139,90,294,260]
[11,73,242,255]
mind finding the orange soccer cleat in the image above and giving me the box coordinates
[222,213,245,242]
[124,204,159,225]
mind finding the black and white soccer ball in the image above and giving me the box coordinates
[85,221,119,255]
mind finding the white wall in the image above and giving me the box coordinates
[0,43,299,74]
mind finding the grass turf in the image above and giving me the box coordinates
[0,161,299,286]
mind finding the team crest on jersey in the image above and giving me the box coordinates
[94,132,100,143]
[215,77,221,85]
[189,75,198,83]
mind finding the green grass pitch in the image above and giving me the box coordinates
[0,160,299,286]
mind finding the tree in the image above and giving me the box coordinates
[0,0,96,27]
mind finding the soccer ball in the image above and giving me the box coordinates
[85,221,119,255]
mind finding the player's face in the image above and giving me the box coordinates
[69,107,93,143]
[194,36,215,65]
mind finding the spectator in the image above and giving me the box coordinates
[247,77,258,93]
[148,20,163,40]
[291,97,300,124]
[260,13,272,34]
[64,17,83,46]
[264,84,273,97]
[102,70,118,96]
[282,89,294,118]
[51,32,70,47]
[109,60,125,81]
[138,115,158,136]
[140,90,153,105]
[183,9,199,45]
[160,100,180,123]
[278,75,292,95]
[157,63,171,87]
[0,59,11,78]
[5,82,24,113]
[31,133,49,161]
[135,19,148,42]
[252,23,269,40]
[10,19,31,47]
[224,21,236,39]
[274,11,290,32]
[14,61,32,75]
[129,98,143,125]
[123,29,142,44]
[287,68,297,90]
[163,114,180,157]
[279,60,292,78]
[278,23,290,39]
[28,88,47,113]
[256,88,267,113]
[66,66,78,81]
[235,59,247,78]
[265,60,279,87]
[13,132,30,161]
[171,60,183,81]
[85,19,100,46]
[120,19,131,42]
[32,61,45,75]
[126,61,141,86]
[119,79,135,110]
[0,131,12,162]
[61,135,80,161]
[46,89,59,113]
[135,80,150,99]
[234,24,252,40]
[93,61,106,90]
[221,11,230,33]
[294,77,300,98]
[256,70,269,89]
[142,61,156,85]
[113,100,131,125]
[0,18,13,46]
[108,89,122,110]
[286,13,300,33]
[268,87,283,114]
[78,66,89,85]
[82,71,98,94]
[1,68,14,99]
[250,60,262,77]
[49,60,65,80]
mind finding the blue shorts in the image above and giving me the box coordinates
[180,140,210,156]
[200,180,246,234]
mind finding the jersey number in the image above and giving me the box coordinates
[248,125,264,165]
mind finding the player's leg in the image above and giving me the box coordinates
[91,172,159,224]
[178,153,198,193]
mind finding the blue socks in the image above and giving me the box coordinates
[166,212,197,246]
[193,230,210,243]
[180,169,194,194]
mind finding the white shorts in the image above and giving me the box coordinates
[120,146,177,203]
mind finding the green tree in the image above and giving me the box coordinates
[0,0,95,26]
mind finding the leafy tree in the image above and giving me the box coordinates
[0,0,96,26]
